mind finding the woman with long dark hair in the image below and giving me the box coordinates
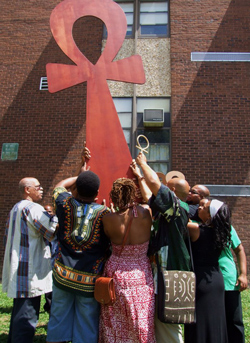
[185,199,231,343]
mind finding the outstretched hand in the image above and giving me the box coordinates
[136,152,147,166]
[102,199,115,212]
[81,141,91,162]
[80,142,91,172]
[130,160,142,178]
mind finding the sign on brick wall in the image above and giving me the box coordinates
[1,143,19,161]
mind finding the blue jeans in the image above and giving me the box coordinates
[46,284,100,343]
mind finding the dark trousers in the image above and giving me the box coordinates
[44,292,52,313]
[7,296,41,343]
[225,290,245,343]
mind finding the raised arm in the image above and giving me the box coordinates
[74,141,91,176]
[130,160,152,202]
[234,243,248,291]
[135,152,161,197]
[55,142,91,192]
[55,176,78,189]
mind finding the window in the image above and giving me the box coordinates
[108,1,169,38]
[103,2,134,38]
[136,98,170,174]
[113,98,133,150]
[140,2,168,36]
[113,97,171,174]
[118,3,134,37]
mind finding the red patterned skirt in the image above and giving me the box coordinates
[99,242,156,343]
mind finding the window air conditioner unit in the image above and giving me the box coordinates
[143,109,164,127]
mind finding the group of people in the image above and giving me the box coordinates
[2,146,248,343]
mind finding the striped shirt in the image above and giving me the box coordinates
[2,200,57,298]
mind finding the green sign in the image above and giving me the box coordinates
[1,143,19,161]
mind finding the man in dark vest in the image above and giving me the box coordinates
[134,152,191,343]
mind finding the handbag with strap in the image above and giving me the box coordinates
[94,276,116,305]
[94,212,133,305]
[157,230,196,324]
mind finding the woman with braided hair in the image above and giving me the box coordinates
[185,199,232,343]
[99,178,156,343]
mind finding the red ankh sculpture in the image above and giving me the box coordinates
[46,0,145,204]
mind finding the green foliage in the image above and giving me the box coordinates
[0,285,249,342]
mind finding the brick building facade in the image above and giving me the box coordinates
[0,0,249,282]
[170,0,250,281]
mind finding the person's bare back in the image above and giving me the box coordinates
[103,205,152,245]
[102,178,152,245]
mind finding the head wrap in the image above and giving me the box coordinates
[209,199,224,219]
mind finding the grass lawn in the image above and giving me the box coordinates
[0,285,249,342]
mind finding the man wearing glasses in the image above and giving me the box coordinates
[186,184,210,220]
[2,177,58,343]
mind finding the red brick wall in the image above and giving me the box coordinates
[1,0,249,284]
[170,0,250,280]
[0,0,103,277]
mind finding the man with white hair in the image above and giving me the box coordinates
[2,177,57,343]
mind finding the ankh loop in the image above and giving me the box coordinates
[136,135,149,154]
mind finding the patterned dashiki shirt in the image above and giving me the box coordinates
[52,187,110,296]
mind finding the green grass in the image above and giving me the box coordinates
[0,284,249,342]
[243,288,250,342]
[0,285,49,343]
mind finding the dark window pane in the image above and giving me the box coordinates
[126,25,133,36]
[137,129,170,143]
[141,25,167,35]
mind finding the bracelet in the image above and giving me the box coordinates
[138,176,145,181]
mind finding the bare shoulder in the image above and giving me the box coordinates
[136,204,151,215]
[102,211,114,220]
[102,211,117,224]
[136,204,152,219]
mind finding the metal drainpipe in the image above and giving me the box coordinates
[131,0,139,158]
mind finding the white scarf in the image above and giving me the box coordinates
[209,199,224,219]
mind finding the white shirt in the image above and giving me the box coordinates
[2,200,57,298]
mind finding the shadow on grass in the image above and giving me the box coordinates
[33,334,47,342]
[0,306,12,314]
[0,333,49,343]
[0,333,8,343]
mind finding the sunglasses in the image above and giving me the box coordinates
[189,189,199,195]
